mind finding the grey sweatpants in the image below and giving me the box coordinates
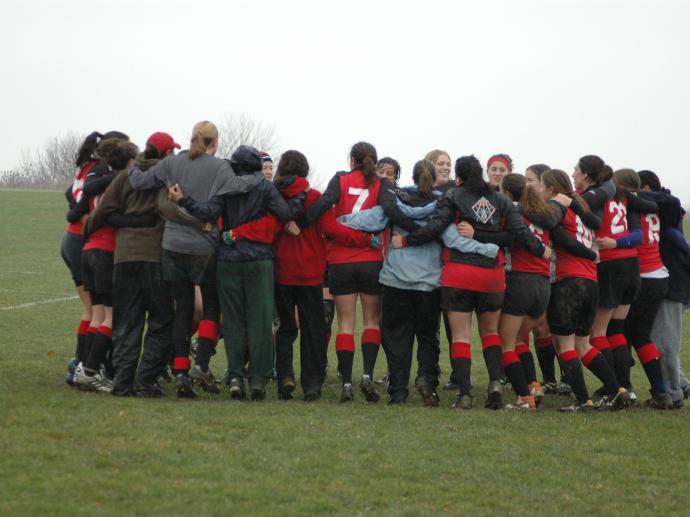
[650,300,690,402]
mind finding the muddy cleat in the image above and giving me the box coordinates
[376,371,390,386]
[602,387,631,411]
[542,380,558,394]
[136,381,163,398]
[250,386,266,401]
[415,378,440,407]
[340,383,354,402]
[557,381,573,396]
[505,395,536,411]
[228,377,246,400]
[485,380,503,410]
[278,377,296,401]
[452,393,473,409]
[529,381,545,406]
[559,400,595,413]
[74,363,113,393]
[646,392,673,410]
[189,365,220,394]
[66,357,79,386]
[175,374,197,399]
[360,374,380,403]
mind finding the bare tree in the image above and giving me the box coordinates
[215,112,278,159]
[0,132,83,189]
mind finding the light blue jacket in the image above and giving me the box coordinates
[338,188,499,291]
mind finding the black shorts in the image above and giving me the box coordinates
[81,248,114,298]
[503,272,550,319]
[328,261,382,296]
[597,258,640,308]
[547,277,598,337]
[61,232,86,287]
[161,249,216,286]
[441,287,504,314]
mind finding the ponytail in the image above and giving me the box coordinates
[455,155,491,196]
[412,159,437,199]
[501,173,554,215]
[188,121,218,160]
[350,141,378,185]
[542,169,589,212]
[75,131,103,167]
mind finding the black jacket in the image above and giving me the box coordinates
[406,185,545,268]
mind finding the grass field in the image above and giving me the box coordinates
[1,189,689,515]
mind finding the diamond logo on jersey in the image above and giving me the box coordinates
[472,197,496,224]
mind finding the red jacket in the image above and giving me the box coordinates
[232,177,371,285]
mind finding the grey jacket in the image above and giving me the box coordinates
[128,153,261,255]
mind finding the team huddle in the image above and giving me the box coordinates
[60,121,690,411]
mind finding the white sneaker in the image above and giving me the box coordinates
[73,363,113,393]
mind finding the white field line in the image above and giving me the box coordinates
[0,295,79,311]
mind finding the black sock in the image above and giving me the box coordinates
[85,326,112,374]
[451,342,472,396]
[607,319,631,387]
[481,335,503,382]
[361,329,381,378]
[590,336,614,368]
[635,343,666,394]
[82,326,97,365]
[335,334,354,384]
[535,336,557,383]
[516,342,537,384]
[503,351,530,397]
[559,351,589,403]
[582,348,619,396]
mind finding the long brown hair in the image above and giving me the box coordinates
[501,174,554,215]
[613,168,640,193]
[350,141,378,185]
[541,169,589,212]
[188,121,218,160]
[412,159,437,199]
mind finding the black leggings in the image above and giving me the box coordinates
[625,277,668,348]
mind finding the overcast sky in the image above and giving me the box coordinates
[1,0,689,199]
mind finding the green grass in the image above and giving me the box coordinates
[1,189,689,515]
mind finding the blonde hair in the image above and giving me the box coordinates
[425,149,451,166]
[188,121,218,159]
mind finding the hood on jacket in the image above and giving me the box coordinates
[274,175,309,198]
[230,145,263,176]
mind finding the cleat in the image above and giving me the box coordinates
[250,386,266,401]
[672,398,684,410]
[682,385,690,400]
[376,371,390,386]
[228,377,246,400]
[485,380,503,410]
[499,376,509,387]
[542,380,558,394]
[415,378,440,407]
[591,386,606,403]
[559,400,595,413]
[175,374,197,399]
[74,363,113,393]
[360,375,380,402]
[136,381,163,398]
[157,367,173,385]
[646,392,673,410]
[505,395,536,411]
[557,381,573,396]
[610,387,631,410]
[303,391,321,402]
[529,381,545,406]
[189,365,220,394]
[452,393,473,409]
[340,383,354,402]
[388,395,407,405]
[443,380,458,391]
[277,377,296,401]
[66,357,79,386]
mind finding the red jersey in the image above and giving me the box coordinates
[638,213,664,274]
[66,161,97,235]
[327,170,383,265]
[555,208,597,282]
[508,214,550,277]
[596,197,637,262]
[83,191,116,252]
